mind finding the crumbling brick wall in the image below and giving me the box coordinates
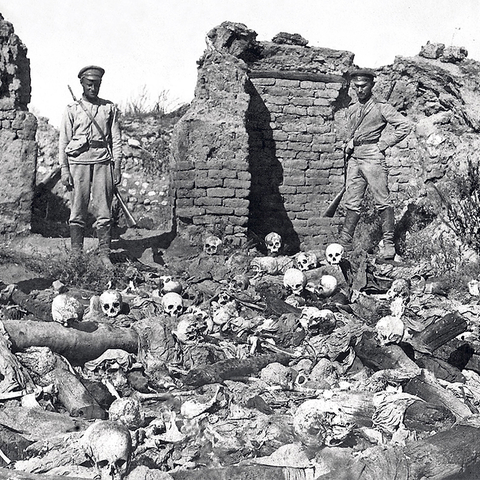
[171,22,354,250]
[0,13,37,235]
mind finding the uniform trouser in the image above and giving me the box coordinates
[343,147,392,213]
[69,163,113,230]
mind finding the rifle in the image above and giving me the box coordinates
[323,149,348,217]
[66,86,137,228]
[323,81,398,218]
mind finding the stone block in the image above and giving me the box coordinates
[237,171,251,181]
[175,180,195,189]
[177,206,205,218]
[234,207,250,216]
[194,197,223,206]
[196,177,223,188]
[207,187,235,198]
[205,206,234,215]
[223,198,250,208]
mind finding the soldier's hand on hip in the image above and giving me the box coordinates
[60,166,73,190]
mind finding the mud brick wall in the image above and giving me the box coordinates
[0,14,37,235]
[247,72,349,252]
[171,51,252,245]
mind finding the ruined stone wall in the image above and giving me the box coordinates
[172,46,252,245]
[171,22,355,250]
[0,14,37,235]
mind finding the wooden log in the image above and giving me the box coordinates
[0,283,53,322]
[404,400,455,433]
[319,425,480,480]
[404,370,472,420]
[248,69,346,85]
[2,320,138,364]
[52,364,106,420]
[354,331,420,374]
[0,469,89,480]
[182,353,291,387]
[409,311,468,354]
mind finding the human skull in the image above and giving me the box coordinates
[204,235,222,255]
[231,274,250,291]
[283,268,307,296]
[265,232,282,256]
[99,290,123,318]
[294,398,354,447]
[159,275,183,294]
[250,256,279,275]
[325,243,344,266]
[318,275,338,297]
[161,292,184,317]
[173,313,208,343]
[109,397,145,430]
[83,420,132,480]
[295,252,317,271]
[51,294,84,326]
[386,278,410,300]
[375,315,405,346]
[260,362,294,390]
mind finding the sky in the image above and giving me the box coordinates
[2,0,479,127]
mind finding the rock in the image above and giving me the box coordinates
[271,32,308,46]
[441,45,468,63]
[419,41,445,59]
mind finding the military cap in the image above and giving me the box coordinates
[350,68,376,80]
[78,65,105,80]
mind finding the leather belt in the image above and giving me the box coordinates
[353,139,378,146]
[89,140,108,148]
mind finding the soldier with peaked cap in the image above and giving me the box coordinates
[58,65,123,268]
[338,68,412,260]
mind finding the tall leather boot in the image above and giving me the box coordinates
[70,225,84,258]
[379,206,396,260]
[97,226,113,269]
[338,209,361,252]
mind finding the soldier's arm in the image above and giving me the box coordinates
[378,103,412,152]
[58,107,74,168]
[110,105,122,185]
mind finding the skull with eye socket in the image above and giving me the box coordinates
[283,268,307,296]
[204,235,222,255]
[295,252,317,271]
[161,292,184,317]
[265,232,282,256]
[99,290,123,318]
[82,420,132,480]
[325,243,344,266]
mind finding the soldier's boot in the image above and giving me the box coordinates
[338,209,361,252]
[70,225,84,258]
[379,206,396,260]
[97,226,114,269]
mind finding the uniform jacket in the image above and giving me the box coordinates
[346,97,412,153]
[59,97,122,166]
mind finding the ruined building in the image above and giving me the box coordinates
[171,22,479,253]
[0,14,37,235]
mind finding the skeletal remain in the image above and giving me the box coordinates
[250,256,280,275]
[265,232,282,256]
[161,292,184,317]
[283,268,307,296]
[204,235,222,255]
[231,274,250,291]
[294,398,354,447]
[108,397,145,430]
[307,274,338,297]
[325,243,344,266]
[159,275,183,294]
[99,290,123,318]
[51,294,84,326]
[469,279,480,296]
[300,307,336,330]
[295,252,317,271]
[180,385,221,418]
[172,313,208,343]
[387,278,410,300]
[376,315,405,346]
[83,420,132,480]
[260,362,295,390]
